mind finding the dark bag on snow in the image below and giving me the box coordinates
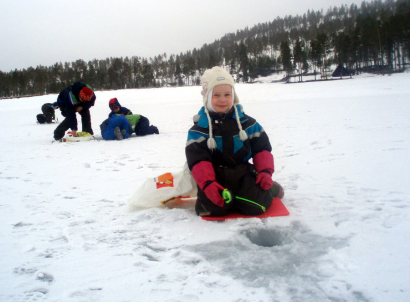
[37,114,47,124]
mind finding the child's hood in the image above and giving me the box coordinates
[109,98,121,109]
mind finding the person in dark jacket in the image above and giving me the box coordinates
[53,82,96,140]
[107,98,159,136]
[185,67,284,217]
[37,102,59,124]
[41,102,59,123]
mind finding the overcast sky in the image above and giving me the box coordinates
[0,0,367,72]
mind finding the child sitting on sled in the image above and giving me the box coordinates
[108,98,159,136]
[185,67,284,217]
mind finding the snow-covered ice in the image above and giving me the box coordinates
[1,72,410,302]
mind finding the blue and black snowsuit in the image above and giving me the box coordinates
[186,105,274,216]
[54,82,96,140]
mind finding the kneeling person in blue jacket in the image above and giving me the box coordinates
[100,114,131,140]
[107,98,159,136]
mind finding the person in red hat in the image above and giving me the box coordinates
[53,82,96,140]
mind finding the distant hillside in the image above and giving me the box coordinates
[1,0,409,98]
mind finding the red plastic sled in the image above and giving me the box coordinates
[202,197,289,221]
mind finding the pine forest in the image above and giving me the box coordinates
[1,0,409,98]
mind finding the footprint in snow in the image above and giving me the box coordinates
[17,287,49,302]
[13,265,38,276]
[36,272,54,283]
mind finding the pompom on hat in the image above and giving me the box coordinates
[79,86,93,102]
[199,67,247,150]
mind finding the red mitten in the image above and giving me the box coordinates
[203,181,225,207]
[253,150,274,190]
[256,172,273,190]
[191,161,225,207]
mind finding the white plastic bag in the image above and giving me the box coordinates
[129,162,197,208]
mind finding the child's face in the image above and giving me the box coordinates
[211,84,233,113]
[112,106,120,113]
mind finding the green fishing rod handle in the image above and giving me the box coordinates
[222,189,232,203]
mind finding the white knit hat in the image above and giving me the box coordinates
[200,66,248,150]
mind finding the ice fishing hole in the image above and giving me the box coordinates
[243,229,285,247]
